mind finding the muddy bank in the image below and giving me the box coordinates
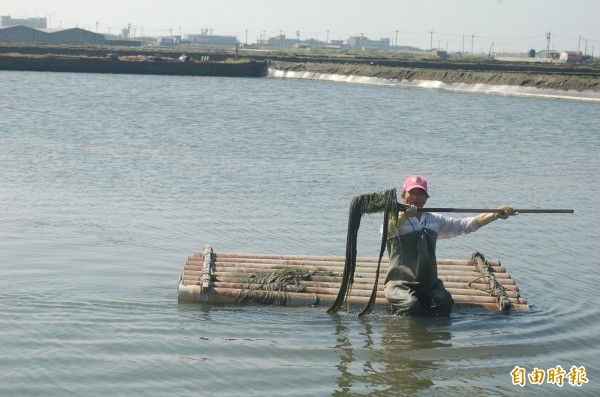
[270,60,600,92]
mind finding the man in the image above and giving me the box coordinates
[384,175,515,316]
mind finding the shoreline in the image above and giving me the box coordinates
[1,44,598,93]
[268,68,600,102]
[268,60,600,93]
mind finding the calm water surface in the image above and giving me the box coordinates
[1,70,599,396]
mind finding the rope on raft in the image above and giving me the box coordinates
[469,252,513,312]
[234,269,314,305]
[327,188,402,316]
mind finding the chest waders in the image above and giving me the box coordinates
[384,225,454,316]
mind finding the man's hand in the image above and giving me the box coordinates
[496,205,518,220]
[387,204,418,232]
[395,205,418,227]
[401,205,418,219]
[476,205,517,226]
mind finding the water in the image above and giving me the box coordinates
[1,70,598,396]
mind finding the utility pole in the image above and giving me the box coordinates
[327,30,329,44]
[546,32,551,58]
[578,35,581,52]
[245,29,248,45]
[471,34,474,54]
[396,29,398,50]
[462,34,465,54]
[430,30,433,50]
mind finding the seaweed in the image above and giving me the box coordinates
[327,188,403,316]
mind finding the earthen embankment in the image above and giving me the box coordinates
[269,60,600,92]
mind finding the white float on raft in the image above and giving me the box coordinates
[177,245,530,312]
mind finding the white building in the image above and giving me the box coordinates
[1,15,47,29]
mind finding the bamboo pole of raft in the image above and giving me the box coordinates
[178,284,530,312]
[178,276,521,301]
[178,246,530,312]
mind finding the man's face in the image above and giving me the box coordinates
[403,188,428,207]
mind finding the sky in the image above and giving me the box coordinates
[2,0,599,53]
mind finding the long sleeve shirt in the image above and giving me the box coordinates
[386,212,481,240]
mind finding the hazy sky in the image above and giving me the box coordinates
[3,0,599,53]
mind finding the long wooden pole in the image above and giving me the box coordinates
[417,208,574,214]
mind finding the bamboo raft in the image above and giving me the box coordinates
[177,245,530,312]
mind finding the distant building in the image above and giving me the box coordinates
[157,36,178,47]
[347,36,390,50]
[0,25,105,45]
[186,33,237,46]
[46,28,105,45]
[536,49,560,59]
[257,35,298,48]
[1,15,47,29]
[0,25,48,42]
[432,49,448,59]
[559,51,583,63]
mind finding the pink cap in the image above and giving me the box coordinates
[403,175,428,193]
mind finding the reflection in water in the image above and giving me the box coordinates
[332,314,453,396]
